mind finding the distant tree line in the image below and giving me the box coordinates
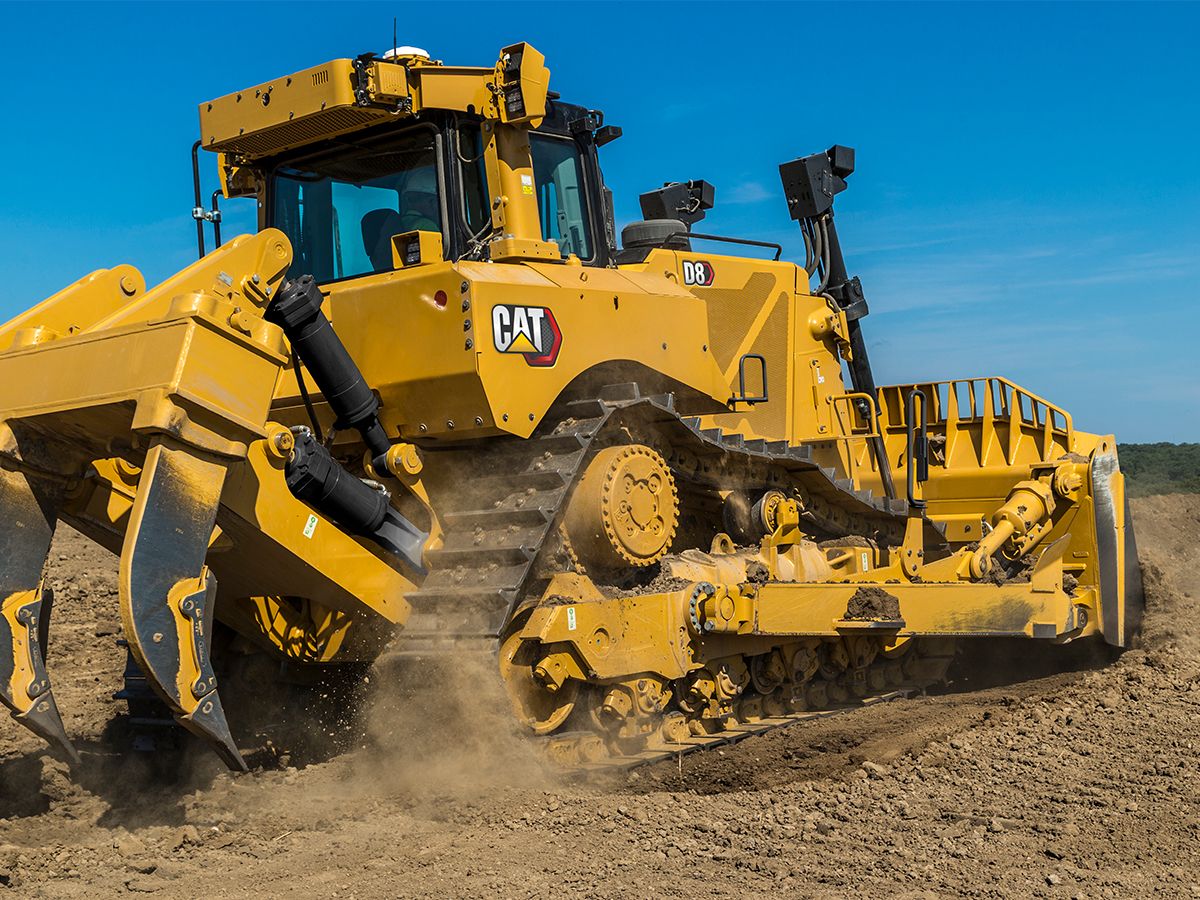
[1118,443,1200,496]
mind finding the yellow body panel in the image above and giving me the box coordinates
[625,248,850,443]
[275,258,730,442]
[0,265,144,352]
[201,59,380,156]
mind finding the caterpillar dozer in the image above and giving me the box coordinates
[0,43,1143,771]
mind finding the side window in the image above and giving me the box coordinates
[458,124,491,235]
[531,136,592,259]
[455,126,594,261]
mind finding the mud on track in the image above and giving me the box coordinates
[1,495,1199,898]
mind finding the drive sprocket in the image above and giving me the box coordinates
[563,444,679,572]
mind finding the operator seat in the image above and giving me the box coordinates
[361,209,405,273]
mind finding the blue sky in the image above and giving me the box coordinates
[0,1,1196,441]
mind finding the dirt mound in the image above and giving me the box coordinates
[844,585,902,620]
[1,495,1198,897]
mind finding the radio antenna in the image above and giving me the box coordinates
[393,16,397,54]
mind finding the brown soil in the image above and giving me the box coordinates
[844,585,902,620]
[2,495,1199,898]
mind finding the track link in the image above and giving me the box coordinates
[532,636,958,774]
[540,690,914,774]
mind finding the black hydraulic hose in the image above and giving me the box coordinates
[191,140,205,258]
[292,353,324,445]
[815,217,832,294]
[210,190,223,248]
[823,215,896,501]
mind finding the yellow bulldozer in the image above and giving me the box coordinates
[0,43,1142,770]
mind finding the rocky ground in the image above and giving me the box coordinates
[1,494,1198,898]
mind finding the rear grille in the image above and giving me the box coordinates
[207,106,392,158]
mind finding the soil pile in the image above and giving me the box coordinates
[845,586,902,621]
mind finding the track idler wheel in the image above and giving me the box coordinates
[0,467,78,763]
[118,442,246,771]
[722,489,786,543]
[499,612,578,735]
[564,445,678,572]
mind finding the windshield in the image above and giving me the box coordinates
[271,130,441,283]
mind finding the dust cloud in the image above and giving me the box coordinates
[356,649,554,794]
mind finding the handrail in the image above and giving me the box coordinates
[877,376,1072,435]
[664,230,784,261]
[875,376,1074,467]
[905,390,929,508]
[829,391,880,440]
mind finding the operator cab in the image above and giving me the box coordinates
[262,101,616,284]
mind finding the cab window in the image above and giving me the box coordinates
[531,135,592,259]
[271,131,441,283]
[457,126,593,260]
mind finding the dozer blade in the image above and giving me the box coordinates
[0,467,79,763]
[118,441,247,771]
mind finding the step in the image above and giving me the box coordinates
[441,506,554,529]
[426,544,537,568]
[417,560,532,594]
[436,480,568,515]
[436,522,547,555]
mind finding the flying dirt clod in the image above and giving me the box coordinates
[0,42,1143,770]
